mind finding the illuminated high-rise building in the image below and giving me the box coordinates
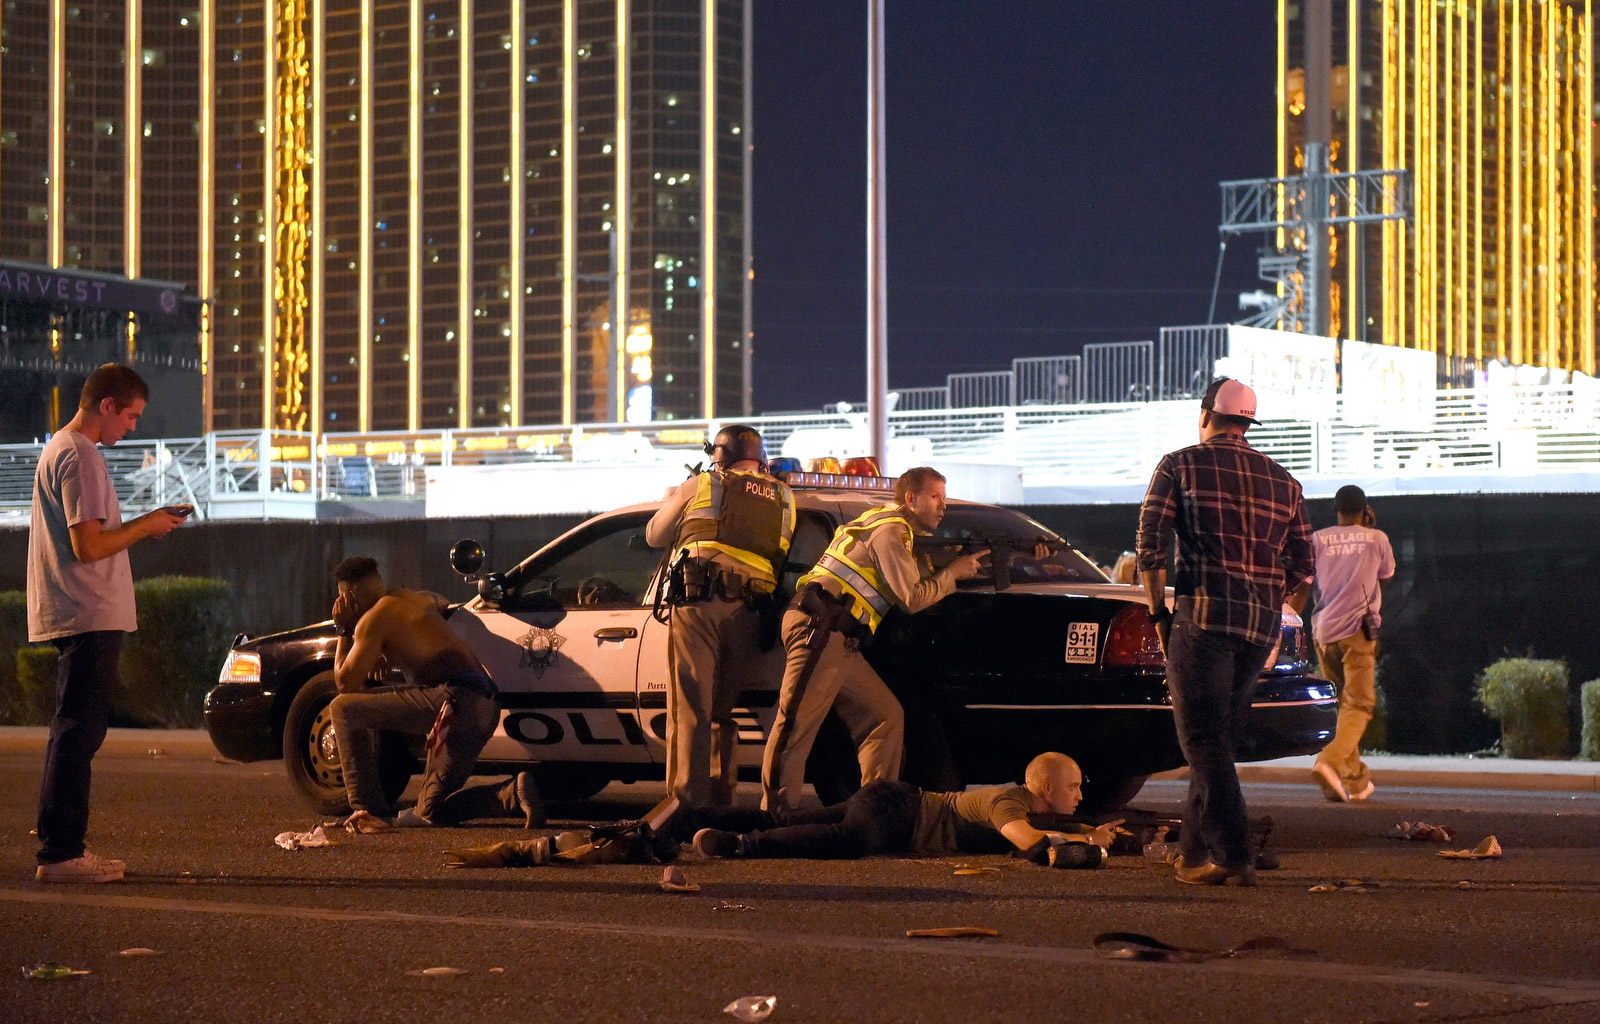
[0,0,750,433]
[1278,0,1596,374]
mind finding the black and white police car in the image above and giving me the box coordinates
[204,471,1336,817]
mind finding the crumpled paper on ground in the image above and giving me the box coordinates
[1438,835,1502,859]
[274,824,334,850]
[1393,820,1454,842]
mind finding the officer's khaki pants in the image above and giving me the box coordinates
[1315,632,1379,793]
[667,596,757,808]
[760,607,904,812]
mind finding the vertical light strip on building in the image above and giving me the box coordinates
[613,0,629,423]
[741,0,752,413]
[1583,1,1594,376]
[359,0,373,428]
[263,2,277,429]
[457,0,472,427]
[1473,0,1483,361]
[508,0,524,426]
[1345,0,1357,341]
[1275,0,1286,255]
[700,0,716,417]
[1509,1,1522,364]
[1395,0,1406,348]
[125,0,141,285]
[1565,5,1577,371]
[200,0,214,430]
[311,0,325,434]
[1412,0,1426,354]
[1381,0,1393,348]
[1543,1,1557,370]
[1496,4,1507,364]
[561,0,575,424]
[407,0,422,428]
[1442,0,1453,362]
[47,0,62,268]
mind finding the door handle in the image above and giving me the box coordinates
[594,626,638,641]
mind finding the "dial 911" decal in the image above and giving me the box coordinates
[1064,622,1100,664]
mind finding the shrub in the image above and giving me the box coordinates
[117,577,237,728]
[1475,658,1570,759]
[1582,680,1600,762]
[0,591,29,724]
[15,644,59,724]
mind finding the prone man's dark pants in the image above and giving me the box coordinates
[747,779,922,859]
[36,631,122,865]
[1165,619,1273,872]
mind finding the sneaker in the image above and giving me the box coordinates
[1311,761,1349,802]
[36,851,125,883]
[1347,779,1375,801]
[394,808,434,828]
[692,828,745,859]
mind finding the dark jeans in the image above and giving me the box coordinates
[1166,619,1272,871]
[36,631,122,864]
[747,779,922,859]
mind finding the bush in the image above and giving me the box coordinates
[0,591,29,724]
[1475,658,1570,759]
[15,644,59,724]
[1582,680,1600,762]
[118,577,237,728]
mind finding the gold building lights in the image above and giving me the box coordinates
[271,0,312,431]
[1289,1,1596,375]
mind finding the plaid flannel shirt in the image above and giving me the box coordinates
[1135,433,1314,647]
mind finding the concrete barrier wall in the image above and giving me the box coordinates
[3,491,1594,754]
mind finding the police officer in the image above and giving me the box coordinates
[760,466,985,813]
[646,425,795,810]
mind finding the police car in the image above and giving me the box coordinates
[203,470,1337,817]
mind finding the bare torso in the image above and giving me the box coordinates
[366,588,486,686]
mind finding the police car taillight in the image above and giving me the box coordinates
[1102,605,1165,669]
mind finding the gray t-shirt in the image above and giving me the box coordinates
[1311,525,1394,645]
[28,429,137,641]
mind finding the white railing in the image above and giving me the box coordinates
[5,383,1600,519]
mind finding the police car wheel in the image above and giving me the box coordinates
[282,673,416,815]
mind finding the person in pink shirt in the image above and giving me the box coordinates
[1303,485,1395,802]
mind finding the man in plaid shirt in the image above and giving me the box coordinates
[1136,377,1313,886]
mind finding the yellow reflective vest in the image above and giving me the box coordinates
[674,469,796,589]
[798,505,915,634]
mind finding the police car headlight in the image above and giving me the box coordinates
[218,651,261,685]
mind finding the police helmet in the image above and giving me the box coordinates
[703,425,767,469]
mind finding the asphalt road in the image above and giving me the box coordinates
[2,747,1598,1024]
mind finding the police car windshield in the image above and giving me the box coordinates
[925,507,1111,587]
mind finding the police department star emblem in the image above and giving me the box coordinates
[518,627,566,675]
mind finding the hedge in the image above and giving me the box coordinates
[1582,680,1600,762]
[1475,657,1570,759]
[0,579,236,728]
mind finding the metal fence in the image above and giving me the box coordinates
[948,371,1015,408]
[1013,355,1082,405]
[1157,325,1230,400]
[1082,340,1154,404]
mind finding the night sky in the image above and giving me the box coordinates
[749,2,1278,413]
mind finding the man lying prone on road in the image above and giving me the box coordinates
[692,752,1121,866]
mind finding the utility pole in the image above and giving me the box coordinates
[865,0,888,467]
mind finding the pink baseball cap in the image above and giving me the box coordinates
[1202,377,1260,424]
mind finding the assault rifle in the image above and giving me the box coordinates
[911,534,1077,592]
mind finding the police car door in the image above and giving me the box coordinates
[454,512,659,765]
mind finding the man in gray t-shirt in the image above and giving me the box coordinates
[28,365,185,883]
[1304,485,1394,803]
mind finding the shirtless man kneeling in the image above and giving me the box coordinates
[328,557,541,829]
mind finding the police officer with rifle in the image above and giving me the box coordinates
[760,466,986,813]
[647,425,795,811]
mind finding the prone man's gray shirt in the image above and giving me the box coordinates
[27,429,138,641]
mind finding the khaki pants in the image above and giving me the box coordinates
[1315,632,1378,792]
[666,595,758,808]
[760,607,904,812]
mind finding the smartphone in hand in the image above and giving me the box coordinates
[159,504,195,519]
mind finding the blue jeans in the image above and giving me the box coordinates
[1166,620,1272,871]
[329,684,500,820]
[747,779,922,859]
[36,631,122,864]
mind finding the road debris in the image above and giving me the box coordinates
[22,963,91,979]
[146,748,166,759]
[660,866,700,892]
[119,948,159,957]
[723,995,777,1022]
[906,927,999,938]
[1392,821,1454,842]
[712,900,754,912]
[1438,835,1502,859]
[1094,932,1316,963]
[211,756,241,766]
[407,966,466,977]
[445,837,551,868]
[343,811,391,834]
[274,825,334,850]
[1309,878,1375,893]
[952,865,999,876]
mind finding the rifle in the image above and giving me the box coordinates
[911,534,1076,592]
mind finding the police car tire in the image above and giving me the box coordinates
[282,673,416,815]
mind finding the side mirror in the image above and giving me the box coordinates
[450,539,486,577]
[477,572,507,604]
